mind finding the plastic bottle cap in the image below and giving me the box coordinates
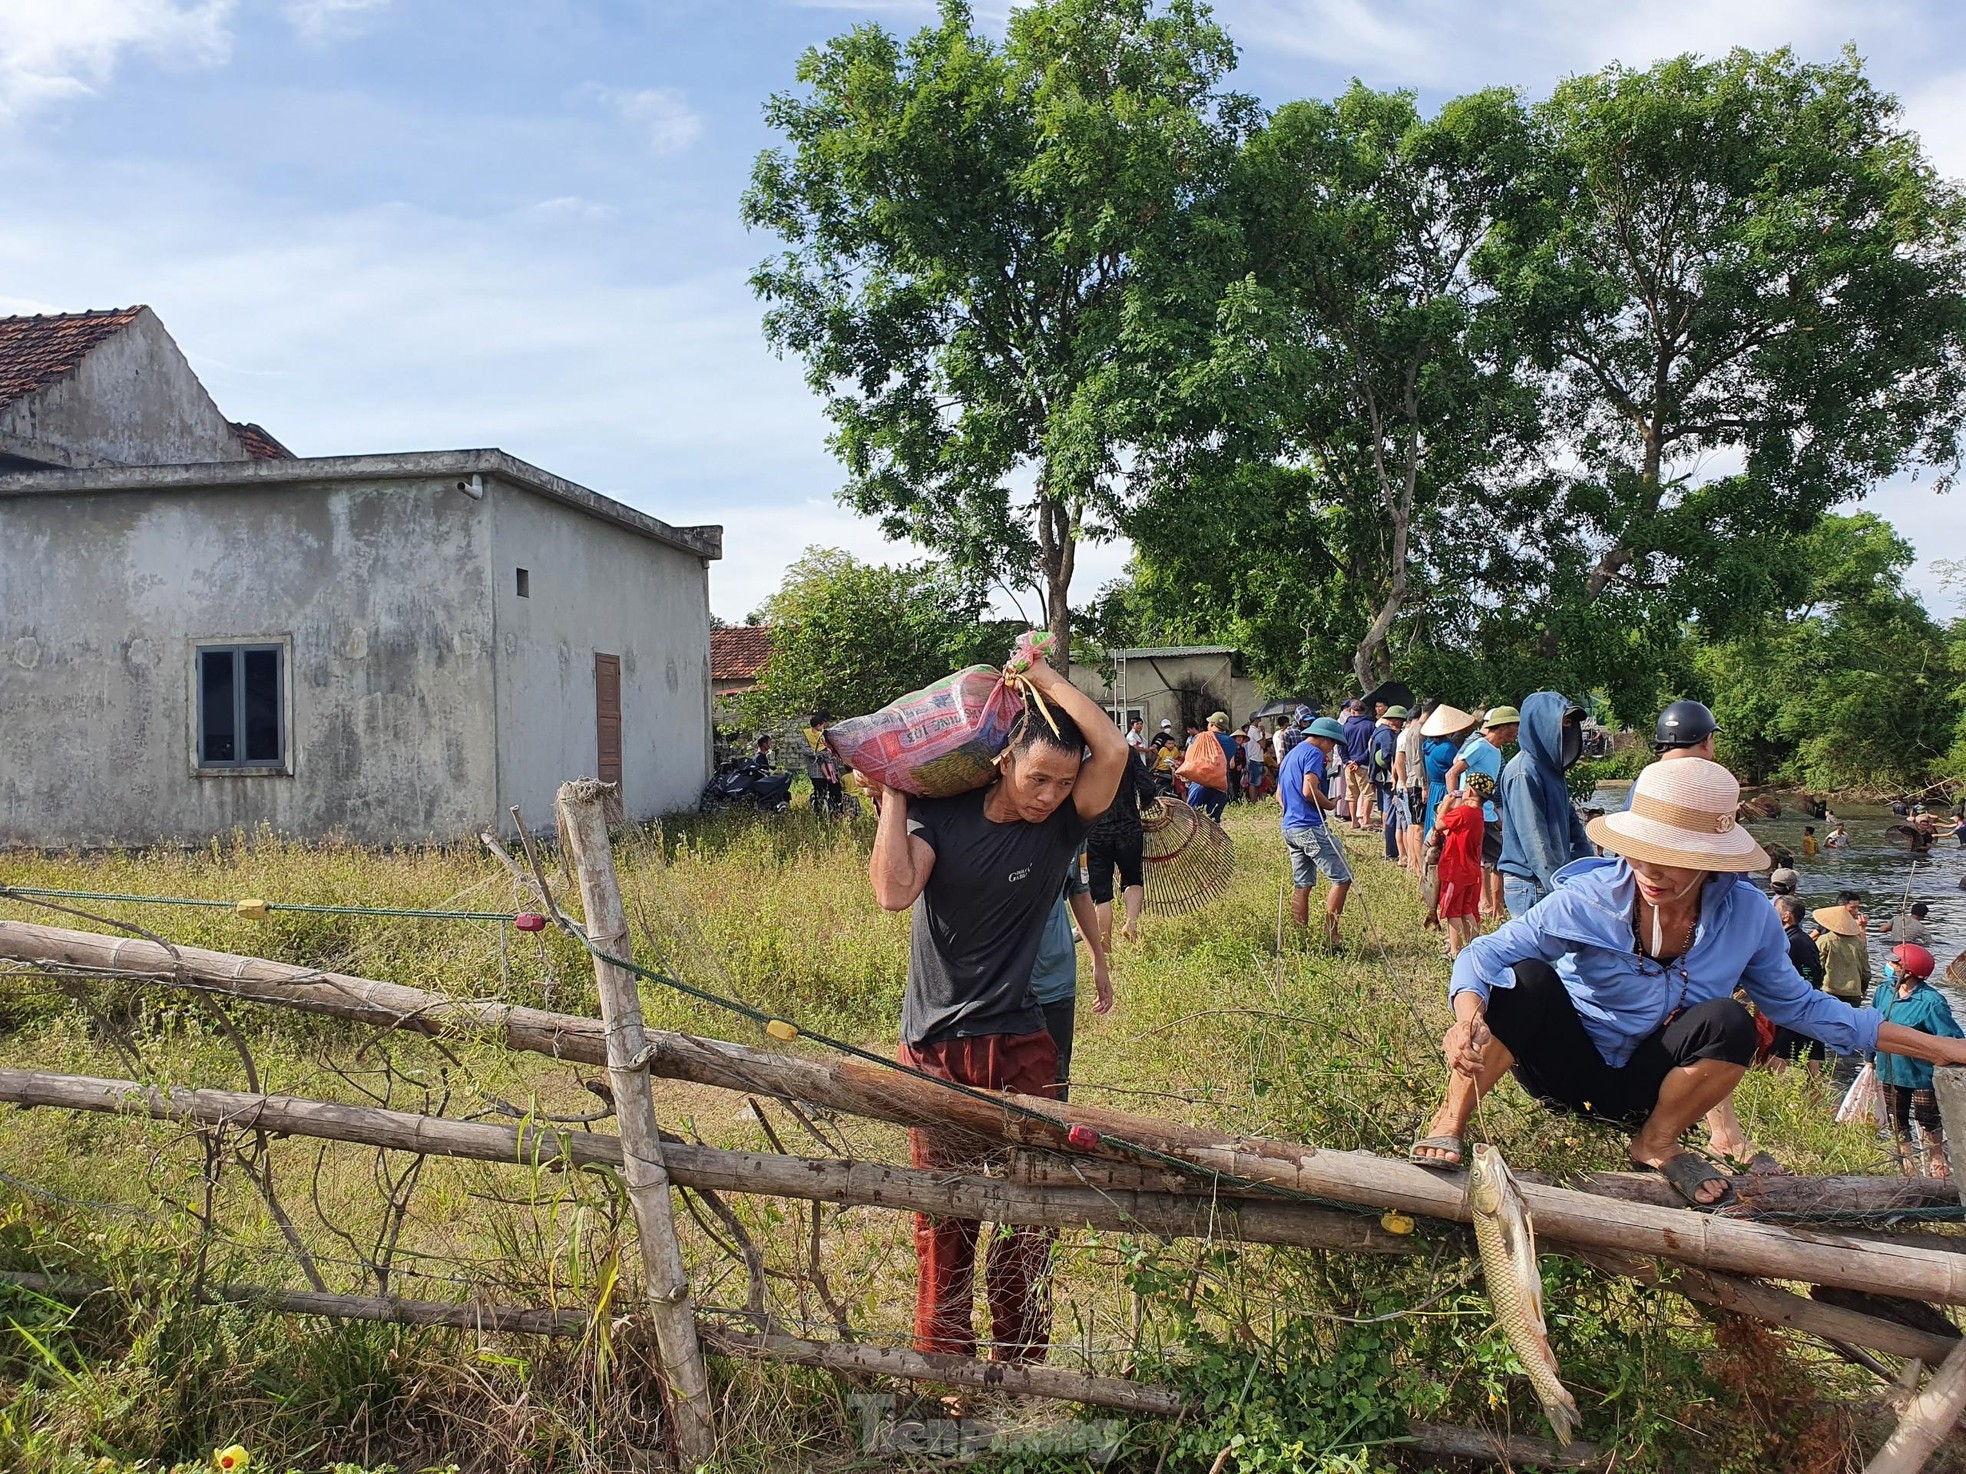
[1067,1124,1100,1150]
[514,913,548,932]
[765,1019,799,1042]
[1380,1211,1416,1236]
[234,898,270,920]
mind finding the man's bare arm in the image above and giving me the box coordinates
[868,783,935,911]
[1020,655,1127,821]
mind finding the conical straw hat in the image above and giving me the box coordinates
[1139,797,1236,914]
[1421,704,1477,738]
[1813,906,1863,938]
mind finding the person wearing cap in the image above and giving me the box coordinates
[1183,712,1238,821]
[1447,705,1520,918]
[1874,943,1960,1177]
[1767,867,1799,897]
[1371,706,1409,862]
[1278,715,1352,948]
[1496,692,1592,917]
[1420,703,1477,835]
[1409,758,1966,1208]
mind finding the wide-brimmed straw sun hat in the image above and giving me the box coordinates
[1813,906,1864,938]
[1584,758,1768,873]
[1420,704,1477,738]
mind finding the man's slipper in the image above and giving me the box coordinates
[1409,1135,1468,1171]
[1714,1148,1789,1177]
[1636,1151,1736,1208]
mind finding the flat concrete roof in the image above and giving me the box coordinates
[0,448,721,560]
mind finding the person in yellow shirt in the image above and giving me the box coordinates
[1802,825,1819,857]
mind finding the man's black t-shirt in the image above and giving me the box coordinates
[902,786,1091,1047]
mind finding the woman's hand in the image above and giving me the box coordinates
[1443,1010,1491,1079]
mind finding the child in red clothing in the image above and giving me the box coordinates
[1433,776,1490,955]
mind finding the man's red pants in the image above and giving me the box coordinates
[896,1028,1059,1363]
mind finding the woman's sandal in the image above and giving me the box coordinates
[1637,1151,1736,1208]
[1409,1135,1468,1170]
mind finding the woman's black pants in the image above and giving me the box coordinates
[1483,960,1758,1126]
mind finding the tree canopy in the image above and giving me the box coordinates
[737,548,1016,728]
[744,0,1251,662]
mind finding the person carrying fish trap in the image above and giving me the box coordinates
[1409,758,1966,1208]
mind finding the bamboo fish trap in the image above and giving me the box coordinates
[1139,797,1236,914]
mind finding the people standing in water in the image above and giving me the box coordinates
[1825,822,1851,849]
[1874,943,1960,1179]
[1802,826,1819,858]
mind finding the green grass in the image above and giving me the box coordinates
[0,810,1951,1472]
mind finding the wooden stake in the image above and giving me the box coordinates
[1866,1339,1966,1474]
[555,778,716,1467]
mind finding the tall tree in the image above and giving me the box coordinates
[1694,515,1962,789]
[738,548,1012,727]
[1481,47,1966,658]
[1143,85,1533,688]
[743,0,1249,663]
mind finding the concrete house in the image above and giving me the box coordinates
[0,307,722,847]
[1068,645,1260,736]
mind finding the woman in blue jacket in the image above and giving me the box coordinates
[1875,943,1961,1178]
[1410,759,1966,1207]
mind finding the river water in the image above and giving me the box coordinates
[1589,788,1966,1004]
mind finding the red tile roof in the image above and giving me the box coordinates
[711,625,773,682]
[0,307,145,409]
[229,421,294,460]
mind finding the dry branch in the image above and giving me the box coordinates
[1865,1339,1966,1473]
[7,920,1966,1304]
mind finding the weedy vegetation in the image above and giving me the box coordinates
[0,807,1952,1472]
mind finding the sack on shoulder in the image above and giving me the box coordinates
[1175,733,1227,791]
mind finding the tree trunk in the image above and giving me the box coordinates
[1034,488,1075,672]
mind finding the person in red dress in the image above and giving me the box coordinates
[1434,773,1493,955]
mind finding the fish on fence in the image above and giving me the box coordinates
[1468,1143,1580,1446]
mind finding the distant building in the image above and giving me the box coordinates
[0,307,722,847]
[1068,646,1260,736]
[710,625,773,708]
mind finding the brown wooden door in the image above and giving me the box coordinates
[594,653,622,789]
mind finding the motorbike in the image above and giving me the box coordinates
[700,757,794,813]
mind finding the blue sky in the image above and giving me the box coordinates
[5,0,1965,623]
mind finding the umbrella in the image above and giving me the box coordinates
[1139,797,1236,914]
[1362,680,1415,711]
[1254,697,1314,721]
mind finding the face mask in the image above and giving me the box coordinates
[1885,963,1902,987]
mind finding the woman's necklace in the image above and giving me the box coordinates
[1635,897,1697,962]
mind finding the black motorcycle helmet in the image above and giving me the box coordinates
[1653,700,1719,753]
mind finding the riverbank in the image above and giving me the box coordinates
[0,814,1951,1471]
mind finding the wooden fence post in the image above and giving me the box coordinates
[556,778,717,1467]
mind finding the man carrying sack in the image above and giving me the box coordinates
[863,645,1127,1364]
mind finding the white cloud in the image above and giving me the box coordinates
[582,83,703,156]
[529,195,621,223]
[1902,69,1966,181]
[284,0,392,44]
[0,0,234,120]
[1221,0,1911,91]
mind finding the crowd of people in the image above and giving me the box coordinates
[852,649,1965,1366]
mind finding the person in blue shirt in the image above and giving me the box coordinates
[1408,758,1966,1208]
[1030,844,1114,1103]
[1370,708,1406,861]
[1496,692,1592,918]
[1183,712,1239,821]
[1278,716,1352,949]
[1874,943,1960,1178]
[1340,700,1377,831]
[1447,704,1518,919]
